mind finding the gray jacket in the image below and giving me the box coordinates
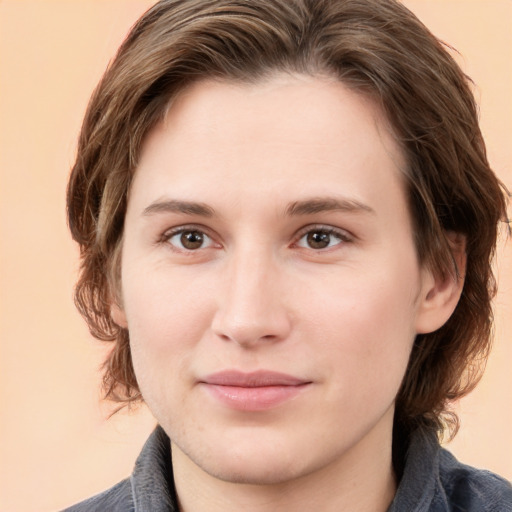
[63,426,512,511]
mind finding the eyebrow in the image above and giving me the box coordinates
[285,197,375,216]
[141,196,375,219]
[142,199,215,217]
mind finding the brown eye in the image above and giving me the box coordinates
[306,231,331,249]
[167,229,214,251]
[180,231,204,249]
[296,228,347,250]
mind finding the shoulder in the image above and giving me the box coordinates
[437,448,512,512]
[60,426,176,511]
[61,477,134,512]
[390,426,512,512]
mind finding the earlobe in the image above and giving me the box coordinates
[415,233,467,334]
[111,303,128,329]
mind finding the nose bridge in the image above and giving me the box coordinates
[212,242,291,346]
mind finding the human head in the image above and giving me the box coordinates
[67,0,508,437]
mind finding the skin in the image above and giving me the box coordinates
[112,75,463,512]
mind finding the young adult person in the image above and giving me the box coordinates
[63,0,512,510]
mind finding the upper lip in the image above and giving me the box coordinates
[201,370,310,387]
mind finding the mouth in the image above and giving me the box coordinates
[199,370,312,411]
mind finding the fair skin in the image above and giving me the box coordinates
[112,74,463,512]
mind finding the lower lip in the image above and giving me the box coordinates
[202,383,309,411]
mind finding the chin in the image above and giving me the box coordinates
[177,434,312,486]
[203,456,306,486]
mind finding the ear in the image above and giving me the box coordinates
[415,232,466,334]
[110,302,128,329]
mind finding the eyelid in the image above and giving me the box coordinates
[292,224,354,248]
[157,223,353,251]
[159,224,222,250]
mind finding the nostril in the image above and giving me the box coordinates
[212,320,289,347]
[210,278,292,346]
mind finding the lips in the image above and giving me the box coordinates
[199,370,311,411]
[202,370,308,387]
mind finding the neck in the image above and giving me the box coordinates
[172,415,397,512]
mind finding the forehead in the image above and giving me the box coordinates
[153,75,400,158]
[131,74,408,222]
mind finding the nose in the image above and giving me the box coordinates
[211,248,292,347]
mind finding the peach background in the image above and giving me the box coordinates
[0,1,510,511]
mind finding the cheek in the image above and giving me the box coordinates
[122,262,214,344]
[304,266,419,392]
[125,291,214,430]
[121,266,217,397]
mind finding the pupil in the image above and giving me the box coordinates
[181,231,203,249]
[307,231,330,249]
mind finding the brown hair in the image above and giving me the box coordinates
[67,0,508,436]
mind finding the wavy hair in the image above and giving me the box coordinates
[67,0,508,436]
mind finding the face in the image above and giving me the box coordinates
[114,75,442,486]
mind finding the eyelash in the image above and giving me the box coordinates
[160,225,217,252]
[293,225,353,251]
[159,224,353,252]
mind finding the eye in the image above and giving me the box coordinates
[295,227,350,250]
[165,229,215,251]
